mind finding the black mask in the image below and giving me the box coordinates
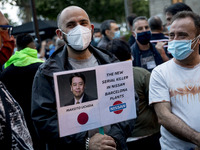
[136,31,151,45]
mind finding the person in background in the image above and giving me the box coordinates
[106,39,161,150]
[126,13,137,46]
[91,28,102,47]
[164,2,192,28]
[0,11,14,72]
[148,16,168,43]
[97,19,120,49]
[0,10,33,150]
[49,35,57,57]
[0,33,44,150]
[148,15,172,58]
[131,16,169,72]
[149,11,200,149]
[31,6,135,150]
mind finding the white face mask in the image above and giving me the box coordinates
[61,25,92,51]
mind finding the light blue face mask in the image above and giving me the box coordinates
[167,25,171,32]
[113,30,120,39]
[49,44,54,50]
[93,37,101,43]
[168,36,199,60]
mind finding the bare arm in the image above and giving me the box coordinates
[155,42,169,62]
[154,102,200,146]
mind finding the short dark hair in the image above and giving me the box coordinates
[127,13,137,27]
[94,28,101,33]
[132,16,148,30]
[69,73,86,85]
[148,16,163,31]
[164,2,192,16]
[171,11,200,36]
[100,19,116,36]
[106,39,131,61]
[16,33,34,50]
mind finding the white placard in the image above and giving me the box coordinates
[53,61,136,137]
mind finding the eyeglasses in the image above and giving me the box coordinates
[0,25,13,37]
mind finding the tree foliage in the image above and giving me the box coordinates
[1,0,149,23]
[35,0,149,23]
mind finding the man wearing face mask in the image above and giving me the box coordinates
[91,28,102,47]
[130,16,169,72]
[0,11,15,72]
[149,11,200,150]
[31,6,134,150]
[97,19,120,50]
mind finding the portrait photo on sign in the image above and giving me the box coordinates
[56,70,98,107]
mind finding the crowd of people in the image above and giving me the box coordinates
[0,2,200,150]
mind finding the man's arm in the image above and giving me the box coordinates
[154,102,200,146]
[155,41,169,62]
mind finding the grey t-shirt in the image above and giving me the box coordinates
[68,53,98,69]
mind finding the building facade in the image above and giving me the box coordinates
[149,0,200,25]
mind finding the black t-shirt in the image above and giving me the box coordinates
[140,49,156,72]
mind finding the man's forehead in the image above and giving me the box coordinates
[60,7,89,24]
[72,77,83,81]
[134,20,148,28]
[110,22,118,28]
[170,17,195,31]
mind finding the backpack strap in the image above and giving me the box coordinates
[0,87,12,150]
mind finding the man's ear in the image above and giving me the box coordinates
[132,31,136,38]
[56,29,63,39]
[70,86,73,92]
[197,35,200,44]
[91,24,94,36]
[91,24,94,31]
[105,29,110,37]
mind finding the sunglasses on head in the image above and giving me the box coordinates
[0,25,13,37]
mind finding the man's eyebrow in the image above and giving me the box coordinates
[178,32,188,35]
[66,21,76,25]
[79,19,89,22]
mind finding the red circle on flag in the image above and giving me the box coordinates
[113,101,123,114]
[77,112,89,125]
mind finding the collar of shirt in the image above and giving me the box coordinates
[74,94,84,104]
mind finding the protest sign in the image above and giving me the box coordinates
[53,61,136,137]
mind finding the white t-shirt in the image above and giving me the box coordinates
[149,59,200,150]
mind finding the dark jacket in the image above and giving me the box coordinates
[128,35,136,47]
[131,42,163,69]
[0,81,33,150]
[0,62,44,150]
[31,44,135,150]
[97,36,110,50]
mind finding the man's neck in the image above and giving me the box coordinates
[136,41,150,51]
[174,51,200,68]
[67,46,92,60]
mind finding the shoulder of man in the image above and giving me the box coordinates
[89,45,119,64]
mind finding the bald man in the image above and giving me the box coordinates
[31,6,133,150]
[0,11,14,70]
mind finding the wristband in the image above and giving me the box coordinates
[85,137,90,150]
